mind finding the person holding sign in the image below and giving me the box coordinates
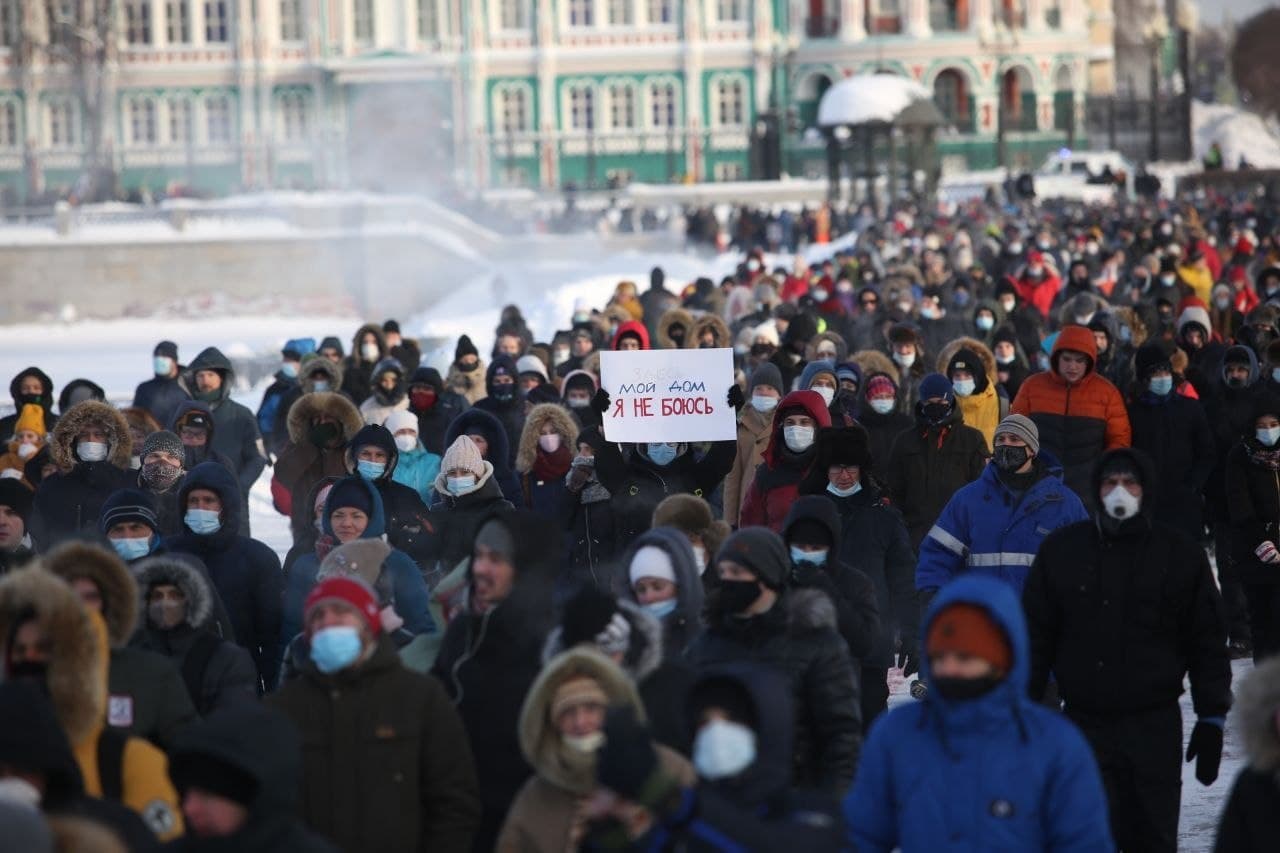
[738,390,832,533]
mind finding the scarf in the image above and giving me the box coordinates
[1246,438,1280,471]
[532,444,573,481]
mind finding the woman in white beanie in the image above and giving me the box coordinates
[431,435,513,571]
[384,409,440,504]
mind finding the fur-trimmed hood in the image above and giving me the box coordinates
[516,403,580,474]
[687,314,732,349]
[651,493,731,560]
[786,586,839,632]
[517,647,643,794]
[42,542,138,648]
[936,336,998,386]
[806,331,850,364]
[132,555,215,630]
[1234,655,1280,774]
[541,596,665,683]
[285,391,364,446]
[0,567,105,745]
[49,401,132,471]
[656,307,695,350]
[851,349,899,386]
[299,354,343,394]
[348,323,388,370]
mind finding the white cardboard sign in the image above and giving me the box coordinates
[599,347,737,444]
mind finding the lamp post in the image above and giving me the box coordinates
[1143,15,1169,164]
[981,19,1018,172]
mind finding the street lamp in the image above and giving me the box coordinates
[1143,15,1169,164]
[980,20,1019,172]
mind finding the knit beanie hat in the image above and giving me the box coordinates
[563,371,598,396]
[13,405,45,438]
[947,348,988,392]
[168,752,257,809]
[455,334,479,361]
[748,362,784,395]
[383,319,401,335]
[475,517,515,562]
[141,430,185,462]
[326,477,373,518]
[154,340,179,360]
[441,435,484,478]
[918,373,955,403]
[715,528,789,590]
[865,374,896,399]
[516,355,548,381]
[304,575,381,637]
[0,479,33,524]
[98,488,158,535]
[383,410,418,437]
[629,545,676,586]
[561,586,628,651]
[994,414,1040,456]
[926,603,1012,675]
[526,384,561,406]
[550,675,609,721]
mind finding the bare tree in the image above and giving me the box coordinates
[23,1,120,201]
[1231,8,1280,121]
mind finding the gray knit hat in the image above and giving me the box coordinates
[141,429,185,461]
[714,527,790,590]
[994,414,1040,456]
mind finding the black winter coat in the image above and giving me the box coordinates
[1215,769,1280,853]
[1203,366,1261,525]
[32,461,134,548]
[371,476,436,566]
[164,462,283,687]
[0,366,57,445]
[1226,440,1280,586]
[685,590,862,794]
[857,407,914,476]
[1024,511,1231,718]
[184,348,268,501]
[584,437,735,550]
[132,375,190,432]
[443,408,523,504]
[885,409,989,548]
[407,367,468,456]
[427,475,514,572]
[1127,392,1215,533]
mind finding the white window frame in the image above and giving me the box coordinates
[647,77,679,130]
[566,0,594,28]
[204,0,229,42]
[47,98,78,148]
[0,0,18,48]
[606,80,637,131]
[493,83,532,135]
[353,0,374,43]
[645,0,674,25]
[124,0,152,45]
[166,0,191,43]
[606,0,634,27]
[713,161,745,181]
[280,0,305,42]
[710,73,748,128]
[565,82,597,131]
[0,100,19,148]
[494,0,530,31]
[128,96,158,146]
[417,0,439,40]
[204,94,233,144]
[715,0,747,23]
[277,90,310,141]
[168,96,193,145]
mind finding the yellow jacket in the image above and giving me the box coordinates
[1179,263,1214,304]
[956,383,1001,451]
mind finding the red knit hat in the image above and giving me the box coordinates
[304,576,381,637]
[926,603,1012,675]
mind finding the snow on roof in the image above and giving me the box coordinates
[818,74,933,127]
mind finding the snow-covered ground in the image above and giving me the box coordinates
[1192,99,1280,169]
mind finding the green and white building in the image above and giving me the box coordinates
[0,0,1112,198]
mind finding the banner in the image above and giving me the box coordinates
[599,347,737,444]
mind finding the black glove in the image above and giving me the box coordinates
[727,384,745,412]
[596,706,660,802]
[1186,721,1223,786]
[591,389,612,416]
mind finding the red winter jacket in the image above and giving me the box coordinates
[739,390,832,531]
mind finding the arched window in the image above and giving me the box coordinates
[933,69,973,132]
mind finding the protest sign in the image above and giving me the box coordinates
[599,347,737,443]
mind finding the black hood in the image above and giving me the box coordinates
[780,494,842,555]
[0,682,84,808]
[176,462,243,543]
[9,366,54,410]
[409,366,445,395]
[57,378,105,415]
[169,703,304,816]
[464,506,557,642]
[185,346,236,405]
[1090,447,1159,522]
[444,408,514,477]
[686,663,793,806]
[346,424,399,479]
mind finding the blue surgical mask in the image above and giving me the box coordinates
[312,380,330,393]
[827,481,862,498]
[184,509,222,535]
[1258,427,1280,447]
[111,536,153,561]
[868,398,895,415]
[647,443,678,466]
[357,460,386,480]
[642,599,678,620]
[1272,367,1280,384]
[751,394,778,413]
[1149,376,1173,396]
[953,379,976,397]
[310,625,363,674]
[153,355,173,376]
[693,719,757,780]
[446,475,476,495]
[976,315,995,331]
[790,546,828,566]
[282,362,299,378]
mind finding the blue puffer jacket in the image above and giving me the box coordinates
[844,576,1113,853]
[281,476,434,643]
[915,451,1087,595]
[391,441,441,504]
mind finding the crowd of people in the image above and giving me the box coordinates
[4,194,1280,851]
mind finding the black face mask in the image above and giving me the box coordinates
[932,674,1002,702]
[492,385,516,403]
[750,343,774,358]
[921,402,951,424]
[309,422,341,448]
[6,661,49,693]
[992,445,1029,473]
[17,393,43,407]
[1227,376,1248,389]
[458,361,479,373]
[714,579,763,616]
[669,329,686,345]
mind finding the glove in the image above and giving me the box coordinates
[591,389,612,416]
[596,706,660,803]
[1257,541,1280,564]
[727,384,745,412]
[909,680,928,700]
[1185,720,1223,786]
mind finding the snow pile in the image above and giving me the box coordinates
[1192,100,1280,168]
[818,75,932,127]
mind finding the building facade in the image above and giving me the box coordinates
[0,0,1112,199]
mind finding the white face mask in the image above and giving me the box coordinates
[361,342,380,361]
[828,481,861,498]
[77,441,109,462]
[869,398,895,415]
[811,386,835,406]
[693,719,757,780]
[1258,426,1280,447]
[538,433,562,453]
[563,731,605,754]
[783,425,814,452]
[892,351,916,368]
[394,434,417,453]
[953,379,976,397]
[691,544,707,572]
[16,442,37,459]
[1000,298,1016,313]
[751,394,778,413]
[1102,486,1141,520]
